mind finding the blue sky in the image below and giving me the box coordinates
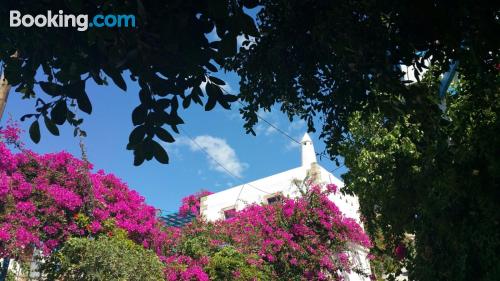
[1,7,348,212]
[2,69,347,213]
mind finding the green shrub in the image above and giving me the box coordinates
[41,234,164,281]
[206,246,272,281]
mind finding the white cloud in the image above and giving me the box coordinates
[264,125,277,136]
[175,135,247,178]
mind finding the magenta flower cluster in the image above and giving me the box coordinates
[0,139,168,258]
[179,190,213,217]
[0,119,22,145]
[164,184,372,280]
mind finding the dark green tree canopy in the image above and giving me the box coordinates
[0,0,498,163]
[229,0,498,156]
[339,69,499,280]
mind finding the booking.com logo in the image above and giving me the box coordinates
[10,10,136,31]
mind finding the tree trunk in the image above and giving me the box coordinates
[0,72,11,122]
[0,52,19,123]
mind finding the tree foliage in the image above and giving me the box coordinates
[229,0,498,156]
[1,1,497,164]
[41,234,164,281]
[0,0,256,165]
[1,1,499,279]
[0,130,168,259]
[339,70,500,280]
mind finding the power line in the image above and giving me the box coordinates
[220,87,302,145]
[220,87,343,165]
[244,181,273,195]
[331,164,346,173]
[253,110,301,145]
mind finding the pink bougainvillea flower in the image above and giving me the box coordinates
[394,243,407,260]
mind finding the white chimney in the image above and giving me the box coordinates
[301,133,317,167]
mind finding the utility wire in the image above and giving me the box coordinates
[330,164,346,173]
[253,109,301,145]
[221,87,302,145]
[221,87,344,165]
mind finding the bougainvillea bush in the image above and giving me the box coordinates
[0,126,169,260]
[164,184,372,280]
[1,126,371,280]
[179,190,213,217]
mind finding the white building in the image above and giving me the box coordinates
[200,133,372,281]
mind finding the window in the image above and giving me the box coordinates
[266,194,283,205]
[223,208,237,220]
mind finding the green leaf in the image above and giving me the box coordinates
[205,62,218,72]
[151,140,169,164]
[29,120,41,143]
[209,76,226,86]
[139,89,152,106]
[205,96,217,111]
[242,0,259,9]
[44,115,60,136]
[129,125,146,145]
[156,127,175,143]
[182,96,191,108]
[219,99,231,109]
[51,100,68,125]
[132,105,148,125]
[133,145,146,166]
[64,80,85,99]
[143,139,154,160]
[169,113,184,125]
[77,92,92,114]
[223,94,239,102]
[205,83,227,110]
[206,83,223,98]
[20,114,35,121]
[39,82,63,97]
[240,13,259,37]
[103,68,127,91]
[219,35,237,57]
[191,86,204,105]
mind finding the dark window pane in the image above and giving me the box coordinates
[267,195,283,205]
[224,208,236,219]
